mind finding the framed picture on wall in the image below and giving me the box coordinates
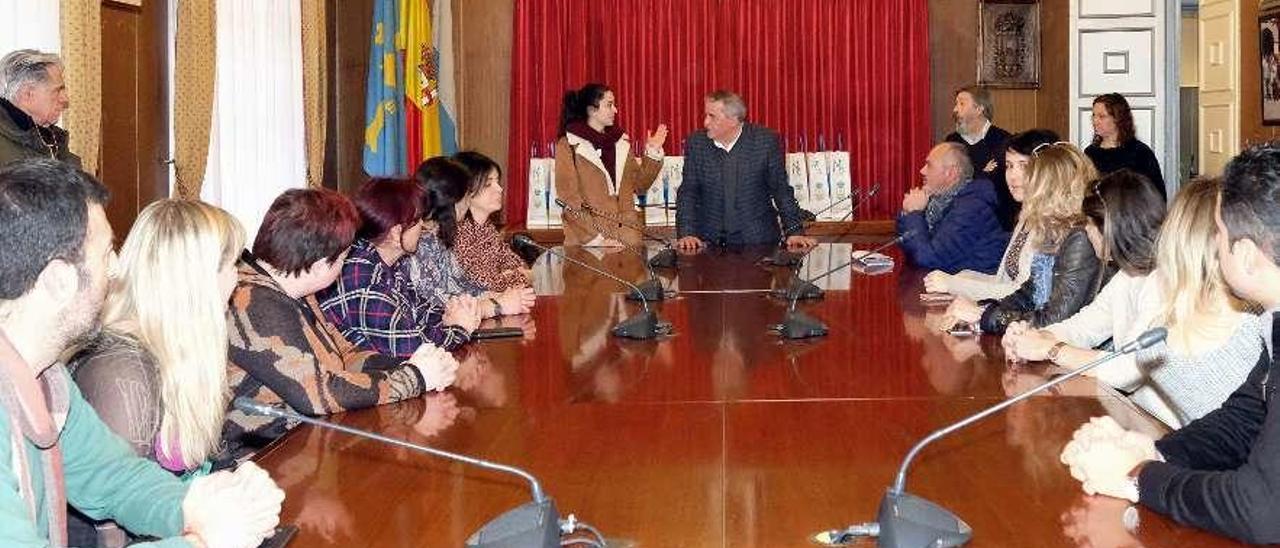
[1261,6,1280,125]
[977,0,1040,89]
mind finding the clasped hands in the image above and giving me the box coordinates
[1060,416,1160,502]
[182,462,285,548]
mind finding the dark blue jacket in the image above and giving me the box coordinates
[895,178,1010,274]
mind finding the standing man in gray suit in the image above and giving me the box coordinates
[674,90,817,251]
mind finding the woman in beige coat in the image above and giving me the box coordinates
[554,83,667,247]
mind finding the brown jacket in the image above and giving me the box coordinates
[554,132,662,246]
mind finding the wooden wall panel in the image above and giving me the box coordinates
[455,0,513,177]
[99,0,167,235]
[929,0,1070,141]
[1037,0,1070,137]
[324,0,374,193]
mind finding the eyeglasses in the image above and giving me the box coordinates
[1031,141,1075,156]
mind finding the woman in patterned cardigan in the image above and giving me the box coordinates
[223,189,459,456]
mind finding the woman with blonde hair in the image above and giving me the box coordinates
[943,142,1104,334]
[924,129,1061,300]
[1004,177,1260,427]
[70,199,245,472]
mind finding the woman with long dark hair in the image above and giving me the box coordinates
[452,150,532,291]
[407,156,535,317]
[1085,93,1166,200]
[554,83,668,247]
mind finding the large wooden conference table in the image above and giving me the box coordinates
[253,242,1246,547]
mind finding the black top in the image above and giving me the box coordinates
[1085,139,1167,200]
[1138,312,1280,544]
[945,125,1014,231]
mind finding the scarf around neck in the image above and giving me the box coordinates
[566,120,624,184]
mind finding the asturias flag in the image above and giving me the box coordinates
[362,0,407,177]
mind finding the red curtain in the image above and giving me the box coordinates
[507,0,932,227]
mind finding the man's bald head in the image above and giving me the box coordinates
[919,142,974,194]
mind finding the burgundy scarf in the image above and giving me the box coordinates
[566,121,624,184]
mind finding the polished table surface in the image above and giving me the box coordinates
[253,243,1247,547]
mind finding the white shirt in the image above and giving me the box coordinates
[713,125,744,153]
[958,120,992,146]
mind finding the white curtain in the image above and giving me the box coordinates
[202,0,305,242]
[0,1,60,59]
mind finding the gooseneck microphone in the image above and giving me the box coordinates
[764,183,879,267]
[232,397,572,548]
[576,199,686,270]
[771,232,909,340]
[555,199,672,301]
[813,327,1169,547]
[514,235,671,339]
[774,230,910,302]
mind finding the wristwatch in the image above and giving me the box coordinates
[489,298,503,316]
[1047,341,1069,363]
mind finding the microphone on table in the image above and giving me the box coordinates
[811,328,1169,547]
[770,232,909,340]
[763,183,880,267]
[513,235,672,339]
[555,199,671,302]
[231,397,603,548]
[558,197,679,270]
[773,230,910,302]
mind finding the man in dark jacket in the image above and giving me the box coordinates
[896,142,1009,274]
[0,49,80,168]
[945,86,1013,231]
[674,90,816,250]
[1060,144,1280,545]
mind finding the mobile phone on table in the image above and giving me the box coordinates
[947,322,975,337]
[257,525,298,548]
[472,326,524,340]
[919,292,955,305]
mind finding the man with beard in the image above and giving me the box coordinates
[944,85,1014,231]
[0,159,284,547]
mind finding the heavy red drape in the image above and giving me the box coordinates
[507,0,932,227]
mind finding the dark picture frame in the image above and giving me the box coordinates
[1261,7,1280,125]
[978,0,1041,89]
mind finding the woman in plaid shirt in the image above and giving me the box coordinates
[319,179,480,357]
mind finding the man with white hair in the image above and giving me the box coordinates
[675,90,817,250]
[0,49,78,167]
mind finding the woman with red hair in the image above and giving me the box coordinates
[319,179,481,357]
[224,188,459,456]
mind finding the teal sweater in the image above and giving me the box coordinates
[0,369,190,546]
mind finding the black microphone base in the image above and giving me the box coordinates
[772,280,825,301]
[763,248,803,267]
[648,247,678,269]
[612,311,671,339]
[875,490,971,548]
[465,499,561,548]
[775,310,829,339]
[626,278,670,302]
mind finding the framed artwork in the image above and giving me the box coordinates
[1261,6,1280,125]
[978,0,1041,89]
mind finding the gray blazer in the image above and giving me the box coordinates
[676,124,805,245]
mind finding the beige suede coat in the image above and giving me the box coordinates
[554,132,662,246]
